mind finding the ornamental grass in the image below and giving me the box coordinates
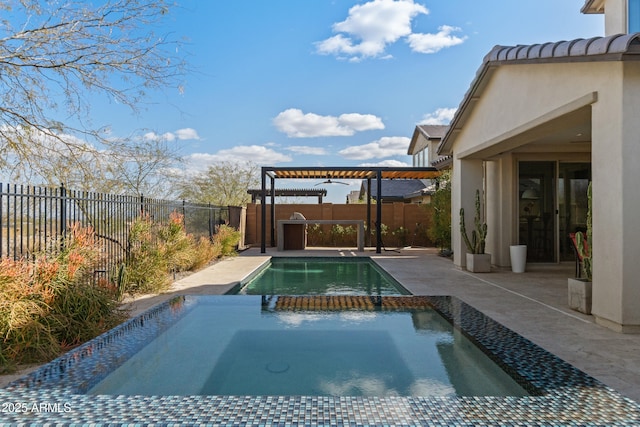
[0,224,126,372]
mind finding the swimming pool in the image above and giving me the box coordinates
[231,257,410,295]
[5,294,639,425]
[87,296,528,396]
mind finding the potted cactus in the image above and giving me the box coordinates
[568,182,592,314]
[460,189,491,272]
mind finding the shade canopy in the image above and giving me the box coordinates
[264,166,441,181]
[259,166,441,254]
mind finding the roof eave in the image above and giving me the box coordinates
[437,34,640,157]
[581,0,604,14]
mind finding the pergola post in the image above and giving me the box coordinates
[260,167,267,254]
[376,170,382,254]
[366,178,372,247]
[270,175,275,248]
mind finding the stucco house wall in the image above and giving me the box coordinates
[441,33,640,332]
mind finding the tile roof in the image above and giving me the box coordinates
[416,124,448,139]
[363,179,429,201]
[486,33,640,63]
[438,33,640,155]
[408,125,448,155]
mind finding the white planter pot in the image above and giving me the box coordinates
[568,278,592,314]
[466,253,491,273]
[509,245,527,273]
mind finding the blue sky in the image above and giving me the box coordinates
[95,0,604,202]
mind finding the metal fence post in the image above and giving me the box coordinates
[60,183,67,237]
[208,203,213,240]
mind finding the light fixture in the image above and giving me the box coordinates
[521,188,539,200]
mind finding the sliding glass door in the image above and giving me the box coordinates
[518,162,555,262]
[558,163,591,262]
[518,161,591,263]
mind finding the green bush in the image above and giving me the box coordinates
[425,172,452,252]
[158,212,199,272]
[215,224,241,256]
[124,215,170,294]
[122,214,241,295]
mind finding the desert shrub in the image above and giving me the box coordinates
[157,212,198,272]
[124,216,170,294]
[0,224,125,371]
[191,236,221,270]
[122,215,240,295]
[328,224,356,246]
[0,258,58,368]
[307,224,324,246]
[392,226,410,247]
[215,224,241,256]
[46,281,126,348]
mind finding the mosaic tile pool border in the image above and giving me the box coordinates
[2,295,640,426]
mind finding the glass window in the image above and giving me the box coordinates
[629,0,640,33]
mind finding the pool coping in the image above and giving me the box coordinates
[3,294,640,425]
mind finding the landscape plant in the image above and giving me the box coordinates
[123,215,171,294]
[460,189,487,254]
[122,215,241,295]
[307,224,324,246]
[0,223,126,372]
[392,226,410,247]
[215,224,242,256]
[575,182,592,281]
[425,174,452,254]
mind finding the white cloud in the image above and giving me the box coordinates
[358,159,411,167]
[338,136,410,160]
[315,0,464,60]
[420,107,457,125]
[184,145,292,171]
[286,146,329,155]
[174,128,201,140]
[406,25,466,54]
[143,128,201,142]
[316,0,428,60]
[273,108,384,138]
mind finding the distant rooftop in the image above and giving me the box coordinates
[360,179,430,202]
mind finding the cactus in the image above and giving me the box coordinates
[114,262,128,301]
[575,182,592,281]
[460,189,487,254]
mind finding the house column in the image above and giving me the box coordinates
[591,66,640,332]
[452,157,485,269]
[485,156,517,267]
[485,159,504,266]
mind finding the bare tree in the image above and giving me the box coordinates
[175,161,260,206]
[108,136,183,197]
[0,0,185,176]
[11,133,183,197]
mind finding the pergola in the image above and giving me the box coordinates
[260,166,440,254]
[247,188,327,204]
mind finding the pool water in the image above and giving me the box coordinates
[232,257,410,295]
[88,296,529,397]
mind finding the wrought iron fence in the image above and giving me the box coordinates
[0,183,229,275]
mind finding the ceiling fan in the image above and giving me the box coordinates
[315,178,349,186]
